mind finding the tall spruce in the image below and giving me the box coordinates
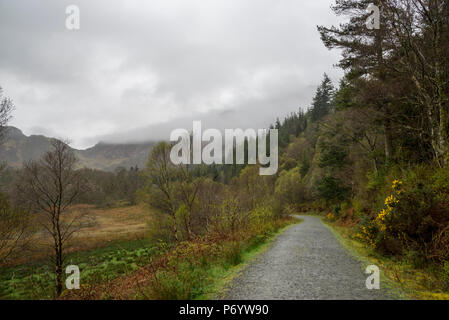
[310,74,335,122]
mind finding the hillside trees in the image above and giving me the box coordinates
[274,110,308,149]
[76,166,143,207]
[309,0,449,271]
[17,140,88,297]
[319,0,449,166]
[112,166,142,205]
[380,0,449,166]
[318,0,398,163]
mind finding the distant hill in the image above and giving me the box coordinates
[0,127,155,171]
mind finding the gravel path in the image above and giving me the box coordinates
[223,215,397,300]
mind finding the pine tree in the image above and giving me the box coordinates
[318,0,396,162]
[310,74,334,122]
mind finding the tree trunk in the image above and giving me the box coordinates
[384,117,394,163]
[55,262,63,297]
[54,242,63,297]
[374,24,395,164]
[436,41,448,166]
[172,213,179,242]
[55,207,64,297]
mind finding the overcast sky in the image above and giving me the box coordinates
[0,0,343,149]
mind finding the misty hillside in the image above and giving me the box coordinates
[0,127,155,171]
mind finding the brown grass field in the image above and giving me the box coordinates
[8,205,152,265]
[70,205,150,244]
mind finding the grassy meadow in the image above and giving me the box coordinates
[0,205,152,299]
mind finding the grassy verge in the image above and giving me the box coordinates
[133,217,302,300]
[323,219,449,300]
[197,218,303,300]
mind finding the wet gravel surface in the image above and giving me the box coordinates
[223,215,397,300]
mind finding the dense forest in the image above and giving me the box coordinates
[0,0,449,299]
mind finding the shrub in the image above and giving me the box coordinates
[147,212,176,243]
[150,263,207,300]
[247,234,266,250]
[223,242,243,267]
[367,173,449,262]
[353,218,377,249]
[441,261,449,290]
[405,250,428,269]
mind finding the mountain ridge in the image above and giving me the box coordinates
[0,126,156,171]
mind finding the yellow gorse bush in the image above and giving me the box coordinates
[375,179,403,232]
[354,226,376,248]
[385,194,399,207]
[392,179,402,191]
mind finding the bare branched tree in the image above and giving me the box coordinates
[142,142,204,242]
[142,142,179,242]
[17,140,88,297]
[0,86,14,144]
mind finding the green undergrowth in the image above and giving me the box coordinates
[0,239,153,299]
[323,219,449,300]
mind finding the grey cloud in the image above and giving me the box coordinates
[0,0,343,149]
